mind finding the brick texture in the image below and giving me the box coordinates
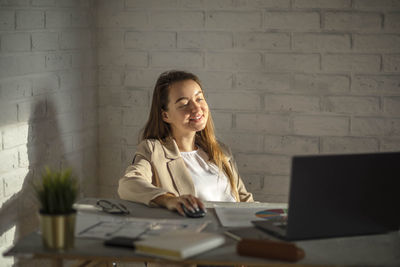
[1,2,400,264]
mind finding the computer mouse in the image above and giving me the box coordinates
[181,204,206,218]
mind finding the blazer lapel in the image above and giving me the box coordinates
[162,138,196,196]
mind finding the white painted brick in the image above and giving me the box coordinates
[218,133,263,152]
[0,10,14,30]
[381,138,400,152]
[262,175,290,197]
[383,55,400,72]
[264,135,319,155]
[322,54,381,72]
[3,124,28,149]
[353,0,400,11]
[324,12,381,32]
[0,149,18,173]
[32,74,59,95]
[99,49,148,68]
[321,136,379,153]
[240,173,263,194]
[50,91,73,114]
[0,78,32,100]
[293,115,349,136]
[2,168,28,197]
[294,0,351,9]
[265,53,320,72]
[235,32,290,50]
[208,92,260,110]
[392,119,400,135]
[59,71,82,91]
[151,11,204,29]
[32,32,58,51]
[235,153,291,175]
[0,103,17,125]
[212,112,232,131]
[126,0,178,8]
[207,52,262,70]
[265,94,320,112]
[385,13,400,32]
[152,51,203,68]
[125,31,176,49]
[71,10,91,28]
[293,33,350,52]
[45,10,71,28]
[60,30,92,50]
[56,112,84,134]
[196,71,233,90]
[294,74,350,94]
[124,70,161,87]
[57,0,81,7]
[98,11,148,28]
[207,11,262,30]
[236,73,291,92]
[32,0,56,6]
[122,126,141,146]
[181,0,236,9]
[72,51,96,68]
[353,75,400,95]
[178,32,232,49]
[98,30,124,48]
[0,0,29,6]
[383,97,400,116]
[351,117,390,136]
[122,107,148,127]
[322,96,380,115]
[16,10,45,29]
[236,0,290,8]
[236,113,291,134]
[354,34,400,52]
[264,12,320,31]
[1,33,30,52]
[0,55,45,78]
[17,97,47,121]
[45,53,72,71]
[99,107,122,126]
[120,89,149,107]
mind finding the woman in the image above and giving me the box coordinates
[118,70,253,216]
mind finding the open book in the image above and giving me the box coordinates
[134,230,225,260]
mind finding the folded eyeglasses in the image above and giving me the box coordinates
[96,199,130,215]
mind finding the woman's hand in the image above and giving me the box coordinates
[152,193,205,217]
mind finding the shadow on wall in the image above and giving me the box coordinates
[0,100,72,266]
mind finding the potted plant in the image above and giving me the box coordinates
[33,167,79,250]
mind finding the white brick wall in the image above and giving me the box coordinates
[0,1,97,266]
[1,1,399,264]
[96,0,400,206]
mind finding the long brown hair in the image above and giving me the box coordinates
[141,70,239,201]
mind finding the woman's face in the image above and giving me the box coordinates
[162,79,209,137]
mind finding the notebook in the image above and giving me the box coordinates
[252,151,400,241]
[134,230,225,260]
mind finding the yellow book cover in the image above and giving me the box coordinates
[134,230,225,260]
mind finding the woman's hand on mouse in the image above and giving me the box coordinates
[152,193,205,216]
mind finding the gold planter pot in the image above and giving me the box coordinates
[39,211,76,250]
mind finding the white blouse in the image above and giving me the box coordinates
[180,148,236,202]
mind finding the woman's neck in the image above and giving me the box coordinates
[172,133,197,152]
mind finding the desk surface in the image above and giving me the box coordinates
[4,198,400,266]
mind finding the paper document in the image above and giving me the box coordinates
[75,212,209,239]
[214,202,288,227]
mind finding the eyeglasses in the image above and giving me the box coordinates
[96,200,130,215]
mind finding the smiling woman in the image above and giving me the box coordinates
[118,70,254,217]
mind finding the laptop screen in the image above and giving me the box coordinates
[285,151,400,240]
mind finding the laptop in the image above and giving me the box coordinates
[252,151,400,241]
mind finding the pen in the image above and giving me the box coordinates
[224,231,241,241]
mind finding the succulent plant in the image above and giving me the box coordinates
[34,167,78,214]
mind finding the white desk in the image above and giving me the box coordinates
[4,198,400,266]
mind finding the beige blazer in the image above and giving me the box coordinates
[118,138,254,206]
